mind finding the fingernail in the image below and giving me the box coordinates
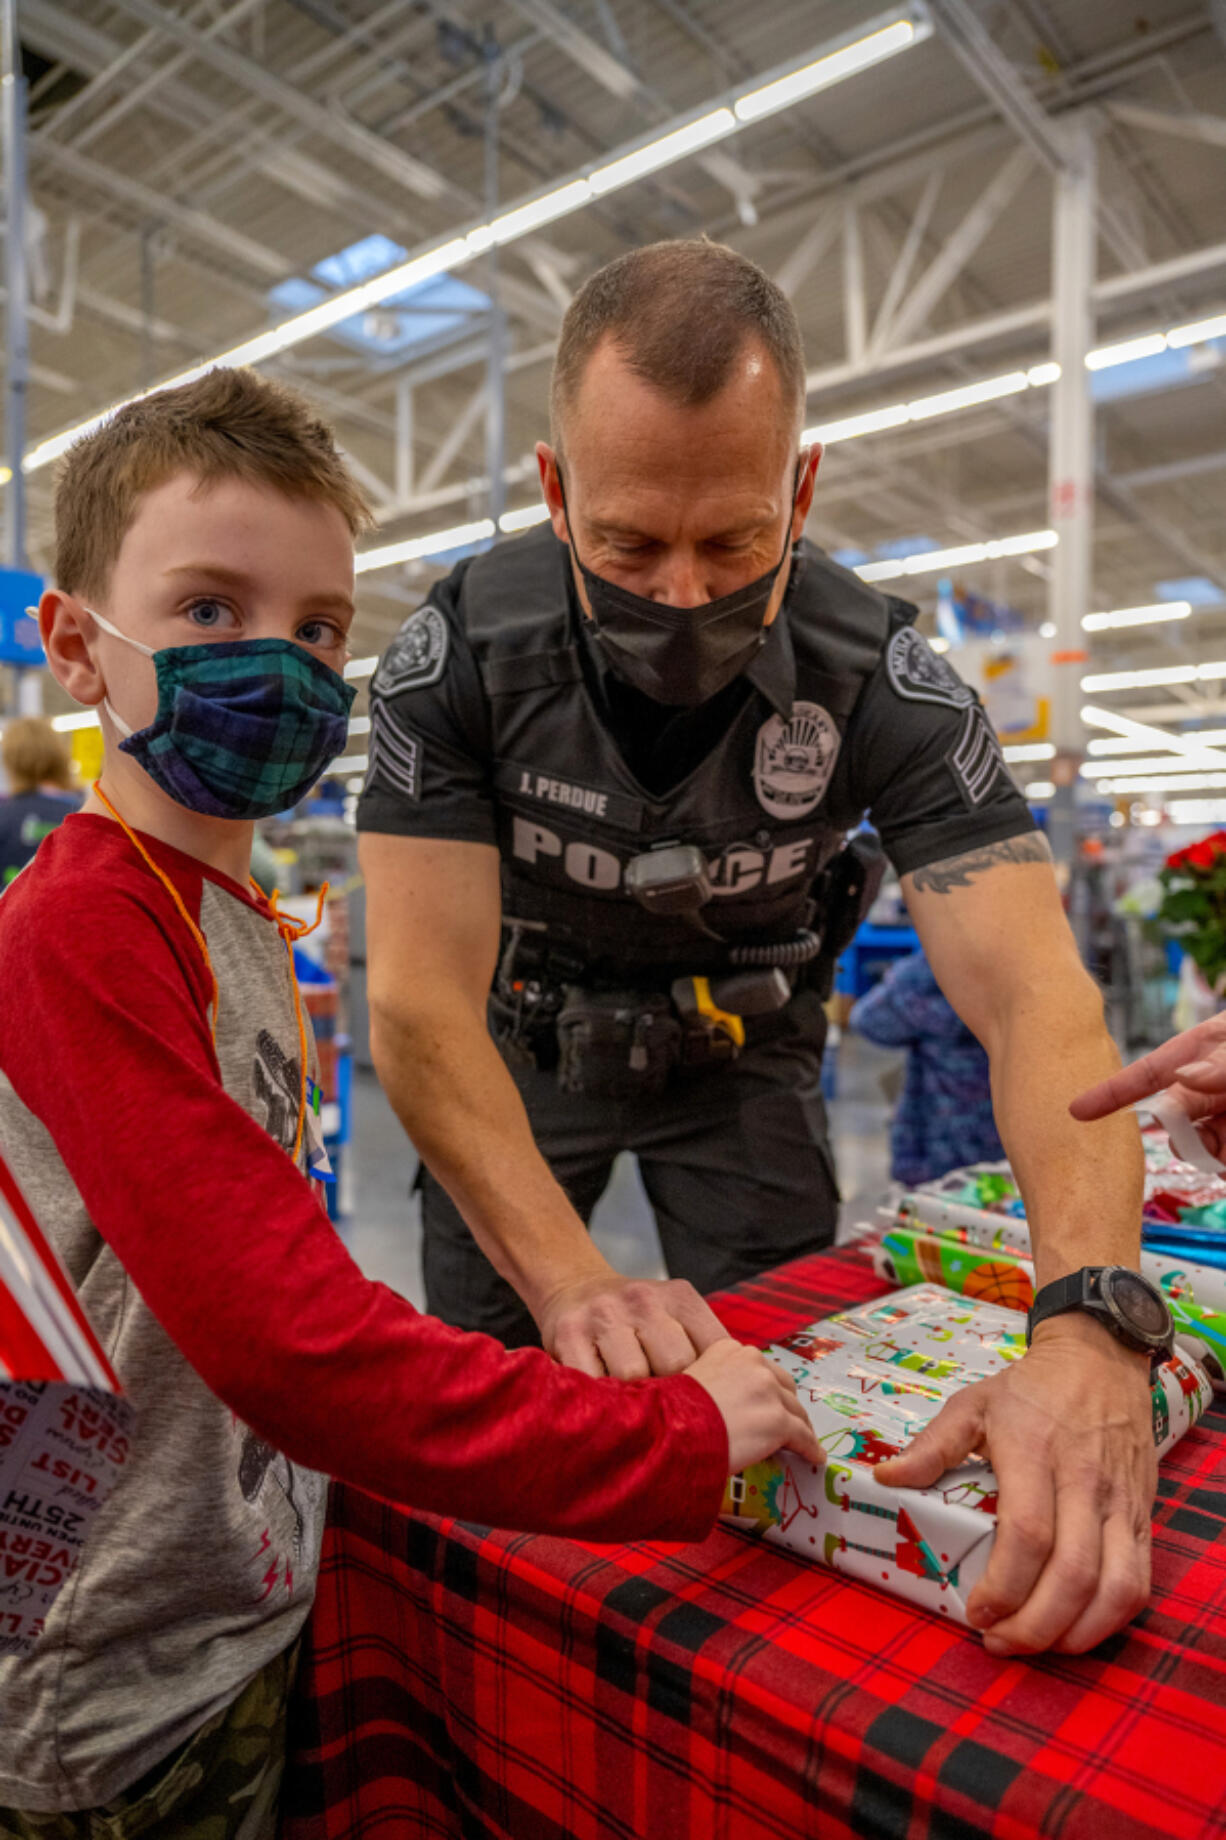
[970,1605,998,1629]
[982,1634,1010,1657]
[1176,1059,1215,1080]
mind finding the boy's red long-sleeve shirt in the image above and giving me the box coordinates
[0,814,726,1810]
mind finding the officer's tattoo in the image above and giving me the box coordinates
[910,833,1052,894]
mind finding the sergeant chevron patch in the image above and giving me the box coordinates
[949,704,1007,807]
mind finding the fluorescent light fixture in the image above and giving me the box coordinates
[1028,362,1061,387]
[1080,705,1226,769]
[1039,621,1057,638]
[344,656,379,679]
[928,636,951,653]
[1025,781,1056,798]
[1166,312,1226,349]
[50,710,101,732]
[1081,664,1198,692]
[1082,601,1191,631]
[1082,661,1226,692]
[854,529,1057,582]
[589,110,736,194]
[329,754,369,776]
[1087,735,1194,755]
[347,715,371,735]
[733,17,923,122]
[497,503,551,533]
[1100,771,1226,794]
[808,403,911,444]
[1086,332,1169,371]
[470,179,593,248]
[355,517,496,574]
[1003,742,1056,762]
[1078,756,1214,779]
[23,240,474,474]
[906,372,1030,420]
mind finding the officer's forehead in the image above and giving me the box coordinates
[561,337,797,490]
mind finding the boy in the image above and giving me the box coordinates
[0,369,818,1837]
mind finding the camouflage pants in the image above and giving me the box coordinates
[0,1639,298,1840]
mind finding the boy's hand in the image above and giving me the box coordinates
[686,1338,823,1471]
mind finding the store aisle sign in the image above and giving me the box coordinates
[0,570,44,667]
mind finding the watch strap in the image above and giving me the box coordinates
[1026,1268,1094,1342]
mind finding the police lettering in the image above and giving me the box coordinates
[513,816,816,896]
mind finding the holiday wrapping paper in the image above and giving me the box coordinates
[885,1154,1226,1383]
[720,1282,1211,1627]
[0,1155,134,1657]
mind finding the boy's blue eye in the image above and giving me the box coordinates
[186,598,232,628]
[298,620,343,647]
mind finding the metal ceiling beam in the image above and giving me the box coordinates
[1107,102,1226,154]
[22,0,388,225]
[104,0,453,202]
[31,136,288,279]
[1113,449,1226,492]
[926,0,1146,272]
[883,147,1033,351]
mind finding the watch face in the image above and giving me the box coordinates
[1103,1270,1170,1343]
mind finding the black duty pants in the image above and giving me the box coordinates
[421,991,840,1347]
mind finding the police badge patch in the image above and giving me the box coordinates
[754,702,840,820]
[886,627,974,708]
[373,604,449,695]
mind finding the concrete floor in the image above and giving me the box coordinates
[342,1030,902,1307]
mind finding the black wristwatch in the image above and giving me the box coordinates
[1026,1267,1174,1368]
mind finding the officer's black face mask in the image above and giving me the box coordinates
[559,471,798,708]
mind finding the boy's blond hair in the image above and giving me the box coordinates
[55,368,375,599]
[2,717,76,795]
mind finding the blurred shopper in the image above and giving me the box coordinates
[850,948,1004,1185]
[0,715,81,886]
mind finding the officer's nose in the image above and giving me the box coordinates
[652,553,708,608]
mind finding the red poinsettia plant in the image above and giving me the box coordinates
[1159,830,1226,992]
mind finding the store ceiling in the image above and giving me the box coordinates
[12,0,1226,728]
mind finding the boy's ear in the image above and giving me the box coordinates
[40,590,105,709]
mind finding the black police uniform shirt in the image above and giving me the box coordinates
[356,525,1038,978]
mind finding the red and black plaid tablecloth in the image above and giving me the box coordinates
[283,1247,1226,1840]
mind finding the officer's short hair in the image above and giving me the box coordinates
[55,367,374,600]
[551,239,805,444]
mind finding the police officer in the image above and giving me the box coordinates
[361,239,1161,1657]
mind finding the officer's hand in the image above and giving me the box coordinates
[538,1273,727,1379]
[873,1314,1155,1654]
[686,1338,823,1471]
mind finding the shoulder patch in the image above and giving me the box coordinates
[374,605,449,695]
[886,627,974,709]
[754,702,840,820]
[948,704,1007,807]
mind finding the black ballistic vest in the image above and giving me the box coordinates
[460,528,893,977]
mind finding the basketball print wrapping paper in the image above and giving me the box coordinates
[0,1154,134,1656]
[880,1130,1226,1384]
[721,1282,1211,1628]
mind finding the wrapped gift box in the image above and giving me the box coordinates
[721,1283,1211,1627]
[888,1157,1226,1383]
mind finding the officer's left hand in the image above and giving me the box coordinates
[872,1312,1156,1654]
[537,1272,729,1379]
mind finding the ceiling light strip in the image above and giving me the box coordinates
[20,7,931,476]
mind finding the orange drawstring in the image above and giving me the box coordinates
[93,781,221,1043]
[93,780,326,1170]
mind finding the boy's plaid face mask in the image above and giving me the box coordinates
[88,609,357,819]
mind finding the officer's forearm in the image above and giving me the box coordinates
[370,997,614,1314]
[986,976,1144,1288]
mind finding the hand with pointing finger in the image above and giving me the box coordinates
[1070,1011,1226,1169]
